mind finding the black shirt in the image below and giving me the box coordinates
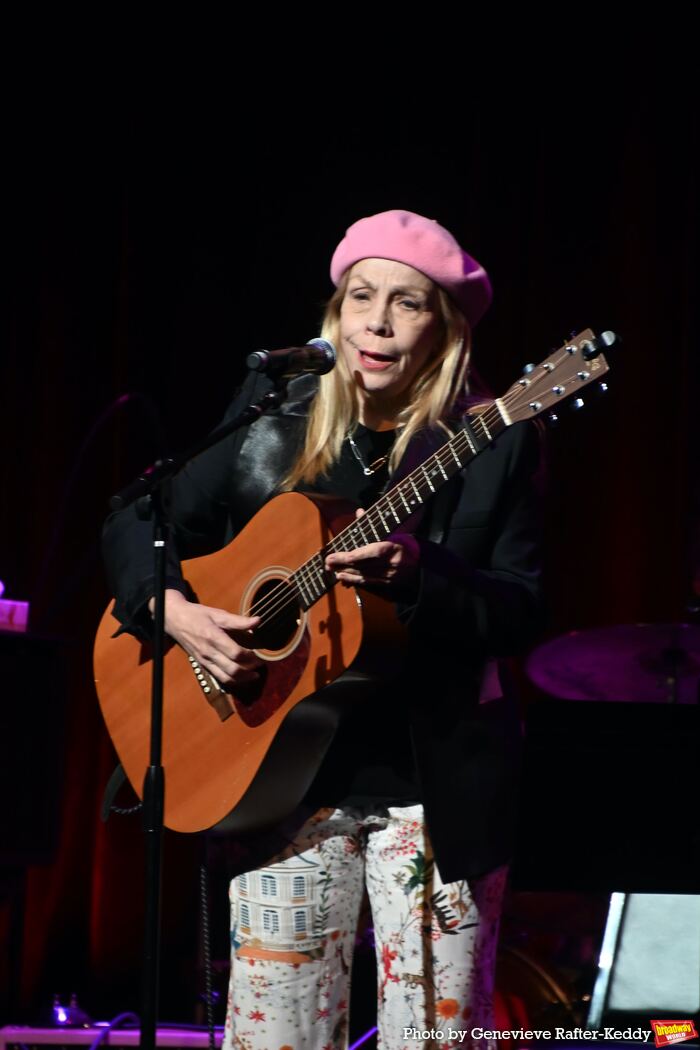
[300,424,420,806]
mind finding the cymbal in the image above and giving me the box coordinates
[526,623,700,703]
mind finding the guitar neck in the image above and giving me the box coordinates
[289,326,613,610]
[290,401,510,610]
[338,403,509,548]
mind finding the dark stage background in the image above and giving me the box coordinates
[2,77,698,1023]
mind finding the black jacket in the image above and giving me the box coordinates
[103,372,544,881]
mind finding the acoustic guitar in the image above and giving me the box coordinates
[94,329,612,833]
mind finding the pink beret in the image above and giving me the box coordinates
[330,209,492,329]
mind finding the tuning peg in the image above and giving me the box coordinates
[547,412,559,427]
[570,397,585,411]
[598,381,609,394]
[581,330,619,361]
[522,362,536,375]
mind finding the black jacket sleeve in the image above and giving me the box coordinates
[404,419,544,658]
[102,371,271,638]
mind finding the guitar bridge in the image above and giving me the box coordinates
[187,654,235,722]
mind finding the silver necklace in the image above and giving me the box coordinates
[346,432,391,476]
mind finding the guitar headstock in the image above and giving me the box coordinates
[501,329,616,425]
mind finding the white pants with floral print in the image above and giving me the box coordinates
[222,804,506,1050]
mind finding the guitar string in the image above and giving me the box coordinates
[252,353,592,628]
[251,422,487,626]
[250,355,591,628]
[249,353,593,628]
[287,348,599,600]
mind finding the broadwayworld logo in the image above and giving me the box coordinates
[651,1020,699,1048]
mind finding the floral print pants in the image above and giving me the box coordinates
[222,804,506,1050]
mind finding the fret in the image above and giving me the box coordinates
[385,496,401,524]
[462,427,477,455]
[294,569,314,610]
[296,555,331,609]
[314,553,326,577]
[348,521,369,548]
[308,550,323,592]
[309,563,323,599]
[436,456,449,481]
[420,464,436,493]
[408,478,424,504]
[302,564,319,601]
[449,443,464,468]
[375,510,392,535]
[367,516,381,541]
[398,488,413,513]
[475,415,491,442]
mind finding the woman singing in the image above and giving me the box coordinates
[103,209,544,1049]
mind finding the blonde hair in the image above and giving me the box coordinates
[282,272,476,491]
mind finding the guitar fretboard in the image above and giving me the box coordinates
[291,407,508,610]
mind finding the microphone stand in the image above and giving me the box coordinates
[109,378,290,1050]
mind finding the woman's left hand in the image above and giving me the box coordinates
[324,513,420,593]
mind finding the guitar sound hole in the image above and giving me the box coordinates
[250,578,301,653]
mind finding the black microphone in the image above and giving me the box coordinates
[246,338,336,379]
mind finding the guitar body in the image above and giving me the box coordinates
[94,491,406,834]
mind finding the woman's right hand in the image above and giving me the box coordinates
[149,589,262,688]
